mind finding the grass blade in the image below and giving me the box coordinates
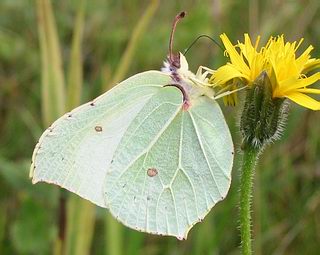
[36,1,66,254]
[106,213,123,255]
[66,0,85,110]
[36,0,65,126]
[64,1,96,254]
[65,195,95,255]
[104,2,159,254]
[105,0,159,90]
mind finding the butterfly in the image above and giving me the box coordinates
[30,11,234,240]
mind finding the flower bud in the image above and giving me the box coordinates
[240,71,288,150]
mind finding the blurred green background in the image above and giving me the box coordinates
[0,0,319,254]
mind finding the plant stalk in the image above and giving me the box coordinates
[240,146,259,255]
[105,0,159,90]
[36,1,66,254]
[104,2,159,255]
[106,214,122,255]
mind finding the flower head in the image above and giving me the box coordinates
[211,34,320,110]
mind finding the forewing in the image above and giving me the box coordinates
[105,92,234,239]
[30,71,171,208]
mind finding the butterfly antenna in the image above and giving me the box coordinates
[184,34,224,55]
[169,11,186,67]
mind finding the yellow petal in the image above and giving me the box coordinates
[213,64,248,84]
[279,72,320,94]
[220,34,251,75]
[223,93,238,106]
[286,92,320,110]
[296,88,320,94]
[302,58,320,74]
[296,45,314,72]
[239,34,254,66]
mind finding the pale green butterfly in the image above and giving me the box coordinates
[30,12,234,240]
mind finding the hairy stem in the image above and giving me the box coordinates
[240,146,259,255]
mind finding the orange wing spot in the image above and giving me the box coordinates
[147,168,158,177]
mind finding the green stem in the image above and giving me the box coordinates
[240,146,259,255]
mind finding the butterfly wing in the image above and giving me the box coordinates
[104,90,234,239]
[31,69,234,239]
[30,71,171,208]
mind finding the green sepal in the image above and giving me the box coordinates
[240,71,287,150]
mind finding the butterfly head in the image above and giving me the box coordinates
[161,52,192,82]
[161,11,215,105]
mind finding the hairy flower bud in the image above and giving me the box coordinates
[240,71,288,150]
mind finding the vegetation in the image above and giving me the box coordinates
[0,0,319,254]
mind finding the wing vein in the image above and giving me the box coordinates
[112,103,182,185]
[188,112,222,198]
[179,167,200,216]
[192,111,230,178]
[179,112,200,216]
[111,154,147,216]
[169,187,180,235]
[133,154,149,228]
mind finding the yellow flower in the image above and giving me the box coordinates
[211,33,320,110]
